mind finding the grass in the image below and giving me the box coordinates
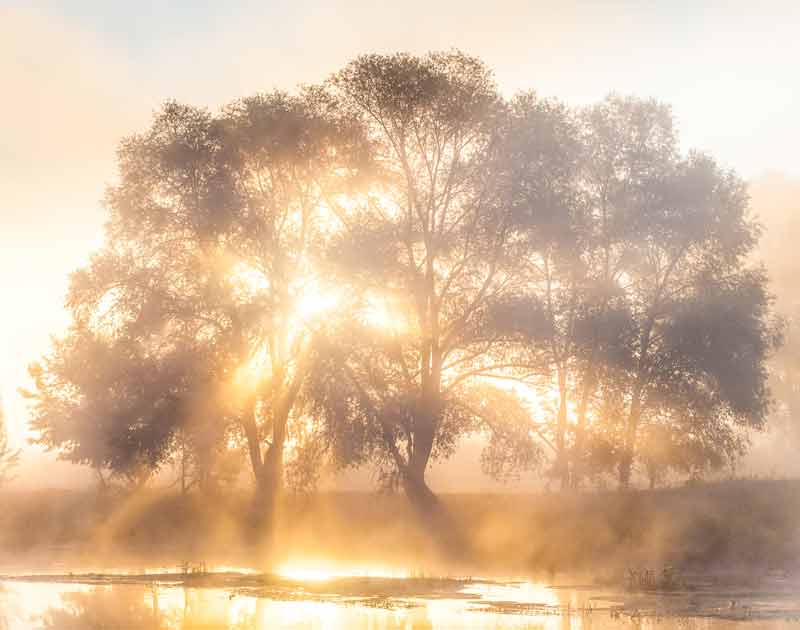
[1,478,798,576]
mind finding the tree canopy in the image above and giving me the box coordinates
[24,51,780,522]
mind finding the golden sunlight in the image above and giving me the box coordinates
[277,561,411,582]
[232,346,270,396]
[295,286,342,323]
[362,293,408,334]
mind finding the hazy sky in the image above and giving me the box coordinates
[2,0,799,455]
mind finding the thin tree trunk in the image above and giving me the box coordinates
[572,361,597,489]
[619,387,643,490]
[619,309,655,490]
[555,368,570,490]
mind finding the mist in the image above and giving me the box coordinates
[3,4,800,630]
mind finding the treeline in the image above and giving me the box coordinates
[23,52,779,524]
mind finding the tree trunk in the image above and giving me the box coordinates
[241,396,290,547]
[555,369,570,490]
[572,364,596,490]
[401,463,465,555]
[401,401,466,554]
[252,414,287,545]
[619,312,654,491]
[402,465,440,515]
[404,413,438,515]
[618,394,642,490]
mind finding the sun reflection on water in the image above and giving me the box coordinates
[1,571,784,630]
[276,562,412,581]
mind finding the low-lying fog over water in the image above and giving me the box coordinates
[3,567,800,630]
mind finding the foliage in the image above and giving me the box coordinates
[24,51,781,506]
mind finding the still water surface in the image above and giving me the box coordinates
[2,567,799,629]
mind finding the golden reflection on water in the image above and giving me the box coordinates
[276,562,411,582]
[2,577,797,630]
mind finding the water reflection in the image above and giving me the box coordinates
[2,578,800,630]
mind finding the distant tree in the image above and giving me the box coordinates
[750,174,800,461]
[0,398,20,485]
[497,96,780,490]
[497,95,683,490]
[25,322,230,490]
[614,153,779,488]
[638,422,731,489]
[567,96,673,488]
[493,92,585,490]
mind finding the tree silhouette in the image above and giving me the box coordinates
[24,51,782,524]
[309,52,556,514]
[0,398,20,486]
[26,94,369,522]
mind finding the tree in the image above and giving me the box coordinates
[494,92,585,490]
[25,321,230,490]
[212,91,368,516]
[613,152,779,488]
[0,398,20,486]
[310,52,553,516]
[515,96,778,487]
[750,174,800,465]
[492,96,780,490]
[566,96,674,488]
[26,94,369,524]
[496,95,679,489]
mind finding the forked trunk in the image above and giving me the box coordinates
[243,396,288,547]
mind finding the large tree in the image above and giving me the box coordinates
[26,93,368,522]
[308,53,555,514]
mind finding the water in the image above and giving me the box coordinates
[2,568,799,630]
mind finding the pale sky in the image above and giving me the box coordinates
[1,0,799,467]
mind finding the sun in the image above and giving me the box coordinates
[227,257,413,401]
[362,292,408,334]
[295,286,342,323]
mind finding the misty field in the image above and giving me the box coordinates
[3,480,799,575]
